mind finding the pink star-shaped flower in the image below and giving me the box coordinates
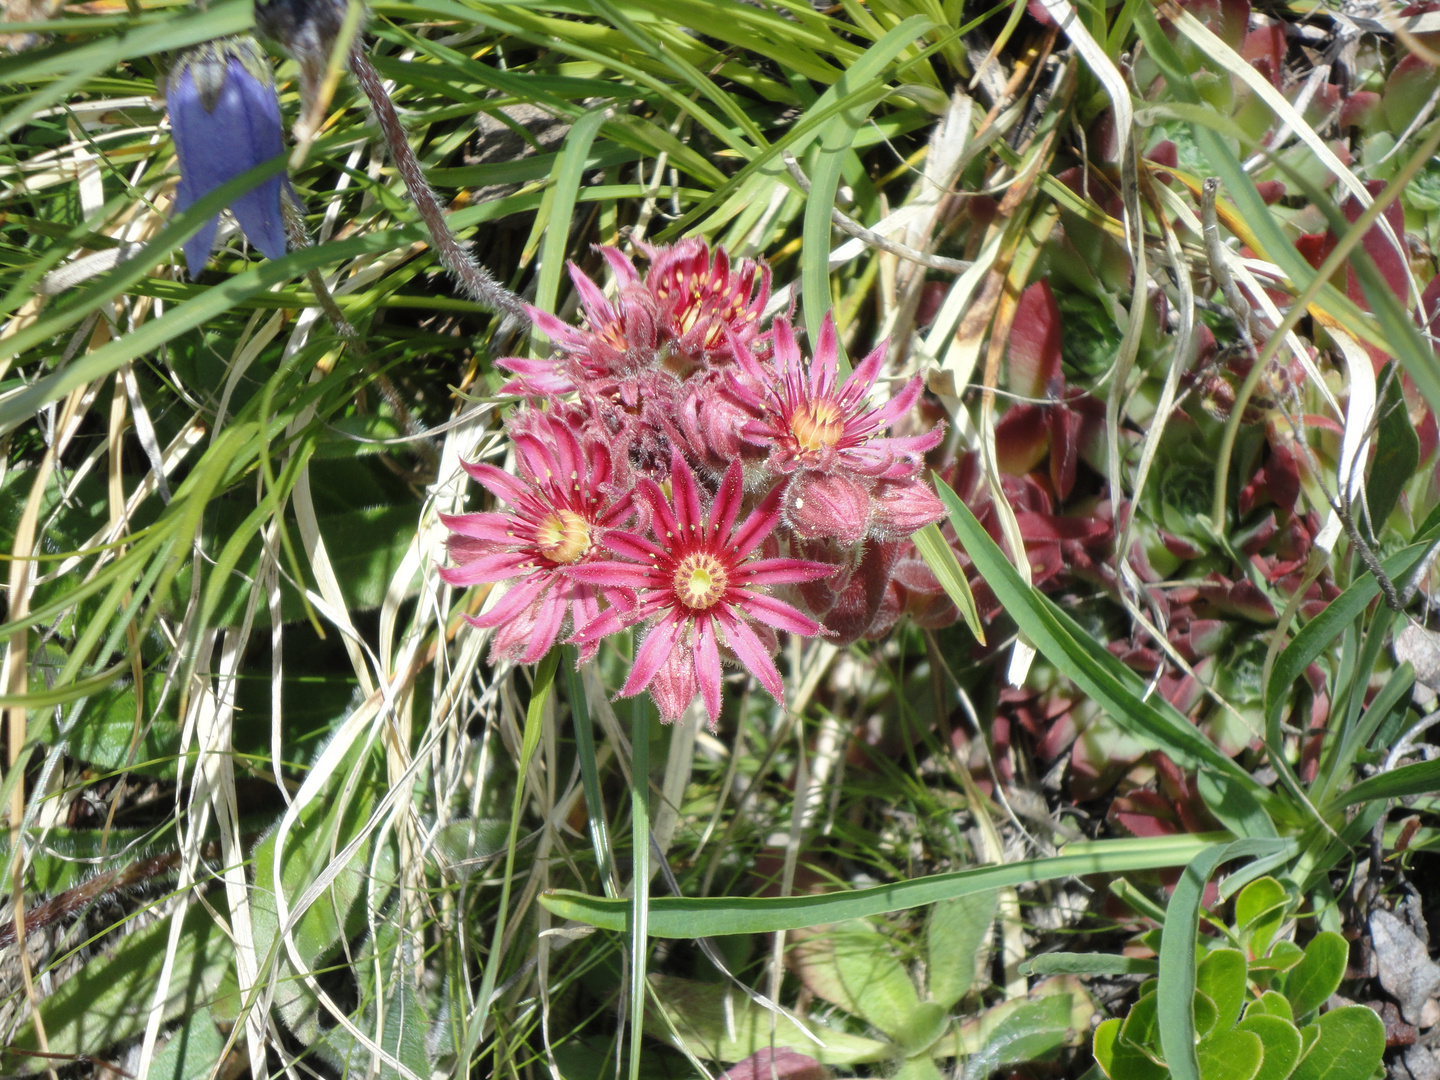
[566,453,833,726]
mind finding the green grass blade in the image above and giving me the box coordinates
[911,520,984,643]
[936,477,1265,796]
[538,834,1294,936]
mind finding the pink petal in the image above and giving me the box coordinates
[639,478,681,544]
[599,245,640,287]
[440,512,515,544]
[811,314,840,399]
[869,374,924,429]
[466,573,549,628]
[459,461,531,507]
[734,590,823,636]
[521,589,567,664]
[740,558,837,585]
[693,614,723,726]
[669,451,704,535]
[727,484,785,560]
[715,609,785,703]
[570,603,632,645]
[600,530,667,563]
[440,550,531,585]
[565,561,658,590]
[622,611,687,697]
[838,339,887,409]
[710,459,745,543]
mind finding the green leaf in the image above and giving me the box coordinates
[1365,362,1420,535]
[2,902,231,1072]
[1158,841,1293,1080]
[790,920,924,1046]
[150,1007,227,1080]
[1097,1011,1167,1080]
[912,521,985,644]
[1199,1028,1265,1080]
[540,833,1269,936]
[645,972,891,1065]
[1238,1014,1303,1080]
[320,921,434,1080]
[1339,759,1440,807]
[1198,769,1278,839]
[1288,1007,1385,1080]
[959,994,1076,1080]
[1265,532,1440,750]
[532,108,608,318]
[1235,878,1289,960]
[1246,992,1296,1022]
[1282,934,1348,1020]
[935,478,1266,794]
[1020,954,1159,977]
[1198,950,1249,1032]
[1195,991,1221,1039]
[926,890,997,1008]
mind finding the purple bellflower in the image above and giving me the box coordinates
[166,37,287,279]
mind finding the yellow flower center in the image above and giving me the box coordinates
[673,552,729,610]
[534,510,591,565]
[791,400,845,452]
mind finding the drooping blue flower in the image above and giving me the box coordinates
[166,38,287,278]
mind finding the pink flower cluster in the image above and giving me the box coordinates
[441,240,946,726]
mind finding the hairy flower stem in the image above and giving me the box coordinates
[348,44,528,321]
[281,189,440,474]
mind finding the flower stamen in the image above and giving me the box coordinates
[673,552,729,610]
[534,509,592,565]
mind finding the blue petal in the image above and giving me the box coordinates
[167,53,286,276]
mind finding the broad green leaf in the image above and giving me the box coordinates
[150,1006,227,1080]
[2,902,231,1072]
[1198,769,1278,839]
[1288,1007,1385,1080]
[1195,991,1221,1039]
[540,833,1261,936]
[1197,950,1249,1031]
[1121,991,1163,1054]
[1199,1028,1265,1080]
[645,972,891,1065]
[1096,1015,1167,1080]
[927,890,996,1008]
[1245,992,1295,1023]
[1255,943,1305,980]
[1282,934,1348,1020]
[959,994,1076,1080]
[1365,362,1420,535]
[790,920,923,1045]
[1235,878,1289,960]
[320,921,434,1080]
[1238,1014,1303,1080]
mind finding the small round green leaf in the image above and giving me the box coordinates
[1238,1014,1303,1080]
[1289,1006,1385,1080]
[1283,934,1348,1020]
[1199,1028,1264,1080]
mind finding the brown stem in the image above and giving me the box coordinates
[347,45,528,322]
